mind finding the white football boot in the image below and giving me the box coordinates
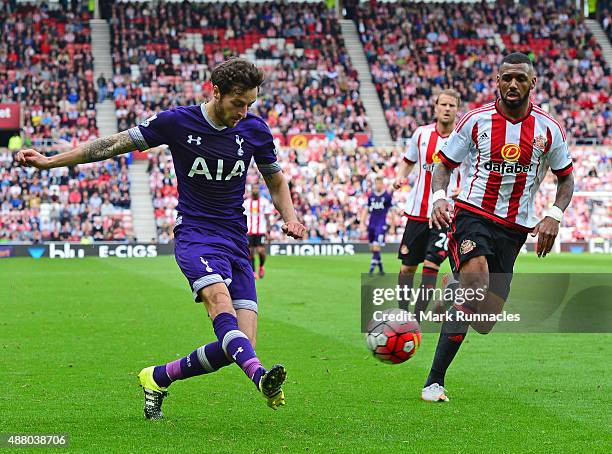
[421,383,449,402]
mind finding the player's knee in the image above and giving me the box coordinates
[400,265,417,275]
[207,290,231,305]
[459,262,489,292]
[200,286,234,317]
[460,255,487,270]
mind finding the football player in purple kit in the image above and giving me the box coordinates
[15,58,307,418]
[362,176,393,275]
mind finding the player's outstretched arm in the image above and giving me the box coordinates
[429,163,453,229]
[14,131,137,170]
[531,172,574,258]
[263,171,307,240]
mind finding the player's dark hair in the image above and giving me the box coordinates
[211,58,265,96]
[501,52,533,68]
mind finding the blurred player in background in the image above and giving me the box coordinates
[15,58,307,417]
[394,89,463,320]
[244,184,273,279]
[362,176,393,275]
[423,53,574,402]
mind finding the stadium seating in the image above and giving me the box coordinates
[0,3,99,149]
[106,1,369,137]
[535,146,612,241]
[0,150,134,243]
[1,1,609,245]
[147,148,177,244]
[356,0,611,144]
[601,8,612,44]
[0,2,135,243]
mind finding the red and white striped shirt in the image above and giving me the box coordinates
[244,197,273,235]
[402,123,464,220]
[439,100,573,231]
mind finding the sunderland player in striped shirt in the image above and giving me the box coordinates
[393,89,463,320]
[244,184,273,279]
[16,58,307,417]
[421,53,574,402]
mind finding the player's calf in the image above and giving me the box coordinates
[257,247,266,279]
[369,249,381,275]
[470,291,506,334]
[152,341,232,388]
[397,265,416,311]
[413,261,440,322]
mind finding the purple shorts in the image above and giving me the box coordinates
[368,224,385,246]
[174,216,257,313]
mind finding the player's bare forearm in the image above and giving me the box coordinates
[263,171,298,223]
[394,160,415,189]
[17,131,137,170]
[430,163,454,229]
[431,163,452,192]
[552,173,574,211]
[64,131,137,166]
[532,174,574,257]
[263,170,306,239]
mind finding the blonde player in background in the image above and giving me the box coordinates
[394,89,464,321]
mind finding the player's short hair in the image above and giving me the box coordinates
[375,176,384,182]
[211,58,265,96]
[435,89,461,106]
[500,52,534,69]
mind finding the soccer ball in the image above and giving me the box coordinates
[365,308,421,364]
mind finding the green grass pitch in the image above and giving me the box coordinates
[2,253,610,452]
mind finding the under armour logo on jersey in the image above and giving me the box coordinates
[200,257,213,272]
[187,135,202,145]
[235,135,244,156]
[232,347,244,361]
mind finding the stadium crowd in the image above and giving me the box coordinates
[146,142,611,244]
[1,0,610,246]
[0,150,133,243]
[356,0,611,144]
[0,1,131,243]
[601,8,612,44]
[103,0,369,137]
[0,2,99,149]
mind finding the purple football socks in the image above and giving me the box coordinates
[153,341,231,388]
